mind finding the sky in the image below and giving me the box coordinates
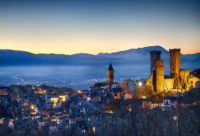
[0,0,200,55]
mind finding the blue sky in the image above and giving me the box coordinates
[0,0,199,54]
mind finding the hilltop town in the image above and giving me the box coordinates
[0,49,200,136]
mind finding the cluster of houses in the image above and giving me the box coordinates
[0,62,200,135]
[0,76,135,135]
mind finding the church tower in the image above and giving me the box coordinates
[107,62,114,83]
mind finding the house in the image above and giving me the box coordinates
[112,87,123,99]
[163,96,177,107]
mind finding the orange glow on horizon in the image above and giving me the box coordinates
[0,47,130,55]
[1,46,199,55]
[181,49,200,54]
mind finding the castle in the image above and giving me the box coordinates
[93,49,199,100]
[146,49,200,94]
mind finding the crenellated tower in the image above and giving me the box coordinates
[150,51,161,92]
[155,60,164,93]
[150,51,161,74]
[169,49,180,77]
[169,48,181,89]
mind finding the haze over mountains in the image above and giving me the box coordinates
[0,45,199,89]
[0,45,199,70]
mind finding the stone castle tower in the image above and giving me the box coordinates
[150,51,161,93]
[170,49,180,77]
[169,49,181,88]
[107,62,114,83]
[150,51,161,73]
[146,48,199,95]
[156,60,164,93]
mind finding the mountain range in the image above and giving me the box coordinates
[0,46,199,70]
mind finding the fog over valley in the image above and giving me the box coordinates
[0,46,199,89]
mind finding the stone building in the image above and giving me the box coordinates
[155,60,164,94]
[122,79,136,99]
[146,48,200,95]
[150,51,161,93]
[169,49,181,89]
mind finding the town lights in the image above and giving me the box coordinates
[92,127,95,135]
[138,81,142,86]
[172,116,177,121]
[142,96,146,99]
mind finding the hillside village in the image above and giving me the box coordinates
[0,48,200,136]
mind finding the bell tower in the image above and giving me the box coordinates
[107,62,114,83]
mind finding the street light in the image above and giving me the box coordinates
[138,81,142,86]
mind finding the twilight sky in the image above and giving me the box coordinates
[0,0,200,54]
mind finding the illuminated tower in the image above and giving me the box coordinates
[169,49,180,77]
[169,49,180,88]
[155,60,164,93]
[150,51,161,73]
[150,51,161,92]
[107,62,114,83]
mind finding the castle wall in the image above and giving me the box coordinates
[188,76,200,90]
[164,78,174,92]
[146,72,154,91]
[179,69,190,80]
[179,69,190,90]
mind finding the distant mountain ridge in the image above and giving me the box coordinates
[98,45,169,56]
[0,46,199,70]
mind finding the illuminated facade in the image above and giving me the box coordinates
[50,95,67,108]
[146,48,200,95]
[155,60,164,93]
[35,88,46,94]
[150,51,161,92]
[170,49,180,78]
[170,49,181,89]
